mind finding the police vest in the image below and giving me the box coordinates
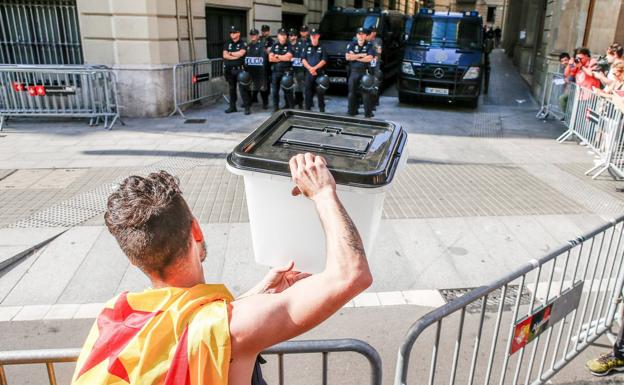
[347,40,374,71]
[304,44,327,68]
[224,39,246,67]
[271,43,292,72]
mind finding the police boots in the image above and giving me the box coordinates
[225,104,237,113]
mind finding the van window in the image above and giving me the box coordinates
[410,17,482,50]
[319,13,379,40]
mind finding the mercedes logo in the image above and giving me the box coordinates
[336,59,344,67]
[433,68,445,79]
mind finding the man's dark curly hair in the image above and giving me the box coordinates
[104,171,193,276]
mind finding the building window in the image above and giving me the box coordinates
[328,0,335,9]
[388,0,396,9]
[0,0,83,64]
[487,6,496,23]
[284,0,304,4]
[205,7,247,59]
[354,0,363,8]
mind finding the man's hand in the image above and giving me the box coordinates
[289,153,336,201]
[310,67,317,76]
[258,261,311,294]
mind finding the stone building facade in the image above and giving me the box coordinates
[432,0,509,28]
[501,0,624,99]
[73,0,418,117]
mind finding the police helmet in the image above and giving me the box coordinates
[280,73,295,90]
[360,74,375,92]
[316,75,330,93]
[237,71,252,87]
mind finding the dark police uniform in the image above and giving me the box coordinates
[369,35,383,107]
[223,27,249,113]
[270,32,295,110]
[302,35,328,112]
[346,31,375,117]
[260,26,274,103]
[290,32,306,109]
[245,30,269,109]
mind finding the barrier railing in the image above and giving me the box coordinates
[536,72,567,120]
[0,338,382,385]
[170,58,225,118]
[394,215,624,385]
[0,65,122,131]
[545,79,624,180]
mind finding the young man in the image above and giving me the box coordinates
[269,28,295,111]
[222,26,249,114]
[245,28,269,110]
[346,27,375,117]
[71,154,372,385]
[567,47,601,90]
[302,28,328,112]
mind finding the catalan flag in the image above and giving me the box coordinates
[71,284,234,385]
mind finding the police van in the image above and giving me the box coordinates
[318,7,406,85]
[398,9,484,108]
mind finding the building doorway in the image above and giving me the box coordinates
[205,7,247,59]
[282,13,305,31]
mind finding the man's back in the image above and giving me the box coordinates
[72,285,233,384]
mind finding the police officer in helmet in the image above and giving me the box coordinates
[288,28,306,109]
[269,28,295,111]
[346,27,375,118]
[222,26,249,113]
[302,28,328,112]
[245,28,269,110]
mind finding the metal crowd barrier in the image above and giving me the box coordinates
[170,58,225,118]
[0,338,381,385]
[395,215,624,385]
[0,64,122,131]
[548,80,624,180]
[536,72,567,120]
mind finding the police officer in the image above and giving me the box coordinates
[222,26,249,113]
[289,28,306,109]
[245,28,269,110]
[302,28,328,112]
[260,25,275,104]
[299,25,311,47]
[346,27,375,118]
[269,28,294,111]
[367,26,383,108]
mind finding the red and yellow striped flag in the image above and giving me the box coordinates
[71,284,234,385]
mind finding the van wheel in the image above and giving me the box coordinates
[398,92,410,104]
[467,97,479,109]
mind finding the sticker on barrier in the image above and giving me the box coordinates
[510,281,583,354]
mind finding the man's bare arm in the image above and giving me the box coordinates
[229,153,372,356]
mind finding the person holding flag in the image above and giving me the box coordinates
[71,154,372,385]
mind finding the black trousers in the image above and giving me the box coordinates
[224,66,250,108]
[304,72,325,111]
[348,70,372,116]
[271,70,294,108]
[249,70,269,106]
[294,68,305,108]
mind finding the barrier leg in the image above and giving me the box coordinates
[0,115,4,132]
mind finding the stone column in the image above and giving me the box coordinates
[76,0,205,117]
